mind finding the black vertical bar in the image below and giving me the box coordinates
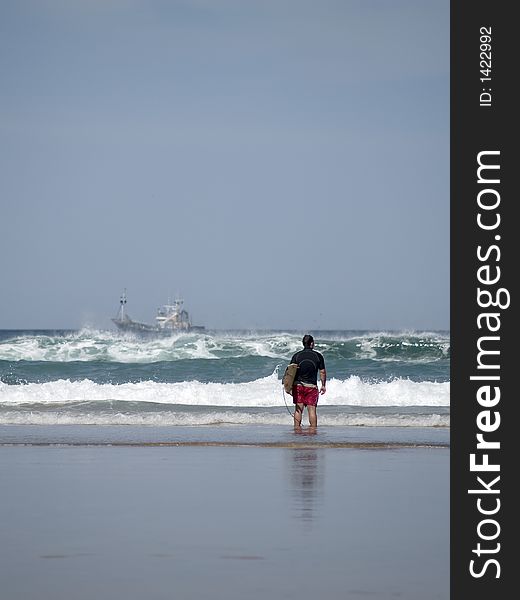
[451,1,515,598]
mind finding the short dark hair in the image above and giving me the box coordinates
[302,334,314,348]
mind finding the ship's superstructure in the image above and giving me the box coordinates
[112,290,205,336]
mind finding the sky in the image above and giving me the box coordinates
[0,0,449,331]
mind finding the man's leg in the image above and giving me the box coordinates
[294,403,304,428]
[307,405,317,428]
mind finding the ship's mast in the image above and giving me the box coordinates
[119,288,127,320]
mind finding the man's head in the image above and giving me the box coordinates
[302,334,314,349]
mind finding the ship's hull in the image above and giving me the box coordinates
[112,318,205,337]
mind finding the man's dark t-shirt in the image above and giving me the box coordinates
[290,348,325,386]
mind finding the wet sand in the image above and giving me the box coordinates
[0,438,448,600]
[0,423,450,447]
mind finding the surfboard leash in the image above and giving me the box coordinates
[282,387,295,418]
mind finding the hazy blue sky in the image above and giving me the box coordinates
[1,0,449,331]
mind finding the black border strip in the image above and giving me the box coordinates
[451,1,515,597]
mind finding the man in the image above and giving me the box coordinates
[290,334,326,429]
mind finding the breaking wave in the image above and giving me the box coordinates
[0,372,449,409]
[0,329,450,363]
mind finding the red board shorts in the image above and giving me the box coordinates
[292,384,319,406]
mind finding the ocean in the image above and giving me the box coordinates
[1,329,450,599]
[0,329,449,439]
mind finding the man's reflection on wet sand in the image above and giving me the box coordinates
[286,446,325,524]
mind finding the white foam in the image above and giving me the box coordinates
[0,410,449,427]
[0,330,302,362]
[0,329,450,363]
[0,373,450,408]
[354,331,450,361]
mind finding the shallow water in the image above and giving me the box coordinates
[0,423,449,447]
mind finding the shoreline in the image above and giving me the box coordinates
[0,423,450,448]
[1,439,449,449]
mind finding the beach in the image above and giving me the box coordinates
[1,330,449,598]
[1,425,448,600]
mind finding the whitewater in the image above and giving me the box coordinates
[0,329,450,428]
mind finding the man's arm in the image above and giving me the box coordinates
[319,368,326,394]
